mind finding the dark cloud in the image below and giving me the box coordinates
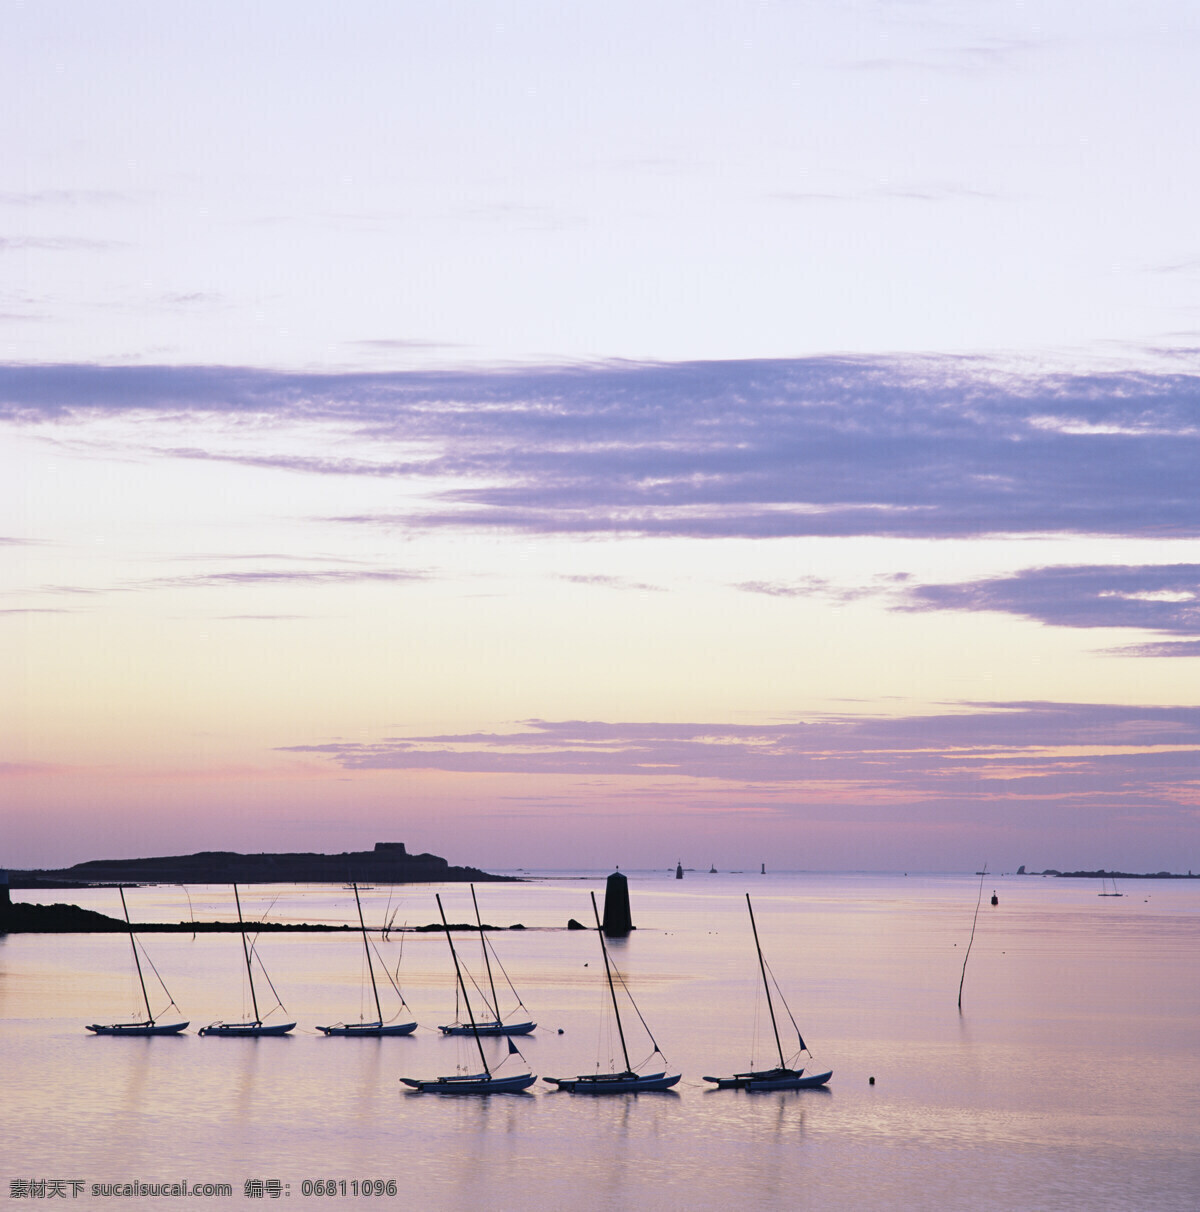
[904,564,1200,639]
[2,356,1200,540]
[279,703,1200,818]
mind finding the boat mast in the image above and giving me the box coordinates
[352,883,384,1024]
[437,894,490,1076]
[469,884,501,1024]
[590,890,632,1074]
[747,894,786,1069]
[119,885,154,1025]
[233,884,261,1025]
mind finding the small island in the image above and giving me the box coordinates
[0,842,520,933]
[7,841,514,888]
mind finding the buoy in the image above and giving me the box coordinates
[990,892,998,906]
[869,1076,875,1085]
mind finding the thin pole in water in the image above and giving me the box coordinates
[958,865,987,1011]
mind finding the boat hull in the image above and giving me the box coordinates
[198,1021,296,1037]
[86,1021,189,1036]
[438,1020,536,1036]
[703,1069,832,1090]
[317,1021,417,1036]
[544,1071,681,1094]
[400,1072,537,1094]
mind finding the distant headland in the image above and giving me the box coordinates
[8,841,516,888]
[1021,866,1197,879]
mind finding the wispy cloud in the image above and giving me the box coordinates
[349,338,470,351]
[903,564,1200,640]
[144,568,426,589]
[3,356,1200,541]
[558,574,665,593]
[279,704,1200,822]
[0,190,137,207]
[0,236,124,252]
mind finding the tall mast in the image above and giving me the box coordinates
[590,891,632,1074]
[352,883,384,1024]
[437,894,489,1076]
[119,885,154,1024]
[234,884,261,1025]
[470,884,501,1024]
[747,894,785,1069]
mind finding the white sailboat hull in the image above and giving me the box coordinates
[438,1020,536,1036]
[400,1072,537,1094]
[317,1020,417,1036]
[703,1068,832,1090]
[544,1071,681,1093]
[86,1020,189,1036]
[198,1021,296,1036]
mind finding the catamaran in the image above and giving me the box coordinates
[543,892,681,1093]
[198,885,296,1037]
[703,894,831,1090]
[317,883,417,1036]
[438,885,535,1037]
[86,886,189,1036]
[401,894,536,1093]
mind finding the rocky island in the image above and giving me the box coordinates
[8,841,514,888]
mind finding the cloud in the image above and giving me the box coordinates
[26,565,426,598]
[0,190,137,207]
[0,236,124,252]
[279,703,1200,820]
[903,564,1200,638]
[3,356,1200,541]
[558,574,665,593]
[349,338,470,351]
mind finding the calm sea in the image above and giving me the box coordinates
[2,872,1198,1210]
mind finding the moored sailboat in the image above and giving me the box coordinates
[544,892,681,1094]
[400,894,536,1094]
[198,885,295,1037]
[703,894,831,1091]
[438,885,535,1037]
[317,883,416,1036]
[86,886,189,1036]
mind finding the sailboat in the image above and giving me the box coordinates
[438,885,535,1037]
[1099,875,1123,897]
[198,885,296,1037]
[703,894,832,1090]
[543,892,681,1093]
[400,894,536,1093]
[317,883,417,1036]
[86,886,189,1036]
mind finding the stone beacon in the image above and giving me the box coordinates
[601,870,633,936]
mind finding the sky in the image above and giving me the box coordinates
[3,1,1200,873]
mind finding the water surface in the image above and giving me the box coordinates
[3,873,1197,1209]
